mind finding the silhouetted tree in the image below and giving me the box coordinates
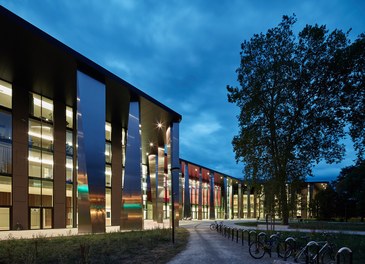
[227,15,363,224]
[314,184,339,220]
[335,161,365,221]
[343,34,365,159]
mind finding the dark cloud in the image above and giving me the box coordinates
[2,0,363,179]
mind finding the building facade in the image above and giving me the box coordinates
[0,7,327,233]
[0,6,181,232]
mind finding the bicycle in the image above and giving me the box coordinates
[284,235,310,262]
[291,233,336,264]
[249,232,285,259]
[209,220,223,231]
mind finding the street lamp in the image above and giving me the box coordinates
[170,166,180,244]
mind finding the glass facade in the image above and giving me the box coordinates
[0,80,11,231]
[66,106,74,228]
[28,93,54,229]
[105,122,111,226]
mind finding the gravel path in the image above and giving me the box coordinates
[168,220,280,264]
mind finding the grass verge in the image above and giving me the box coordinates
[288,221,365,231]
[0,227,189,263]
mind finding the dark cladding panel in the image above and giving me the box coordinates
[77,71,106,233]
[121,101,143,230]
[170,122,180,227]
[209,171,215,219]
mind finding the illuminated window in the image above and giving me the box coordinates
[105,165,112,187]
[105,122,111,141]
[66,184,73,228]
[0,176,11,206]
[66,106,73,129]
[30,93,53,122]
[0,79,12,109]
[0,110,12,174]
[105,142,112,163]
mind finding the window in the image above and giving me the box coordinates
[106,188,111,226]
[105,142,112,163]
[0,110,12,174]
[0,176,11,206]
[66,106,74,228]
[0,79,12,109]
[30,93,53,122]
[105,122,112,226]
[28,93,54,229]
[66,130,73,156]
[66,184,73,228]
[0,208,10,230]
[105,122,111,141]
[66,157,73,182]
[66,106,73,129]
[105,165,112,187]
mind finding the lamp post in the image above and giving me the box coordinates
[170,166,180,244]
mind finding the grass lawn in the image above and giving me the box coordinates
[277,231,365,264]
[289,220,365,231]
[0,228,189,263]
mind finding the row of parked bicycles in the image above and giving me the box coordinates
[209,221,353,264]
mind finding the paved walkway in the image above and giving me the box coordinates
[168,220,280,264]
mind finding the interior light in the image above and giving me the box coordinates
[0,84,12,96]
[149,142,153,147]
[28,131,53,141]
[28,156,54,165]
[66,109,73,118]
[33,97,53,111]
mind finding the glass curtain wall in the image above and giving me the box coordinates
[66,106,74,228]
[105,122,112,226]
[0,79,12,230]
[28,93,54,229]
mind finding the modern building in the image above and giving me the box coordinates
[0,6,326,233]
[0,6,183,233]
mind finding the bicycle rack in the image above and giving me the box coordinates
[336,247,352,264]
[231,227,235,241]
[235,228,239,243]
[257,232,267,243]
[305,241,320,264]
[284,236,296,261]
[248,230,257,245]
[265,213,275,232]
[242,229,249,246]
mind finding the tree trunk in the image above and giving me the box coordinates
[280,182,289,225]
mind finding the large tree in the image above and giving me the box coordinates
[335,161,365,221]
[227,15,358,224]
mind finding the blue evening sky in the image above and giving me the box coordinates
[1,0,364,181]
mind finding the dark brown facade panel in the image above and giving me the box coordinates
[111,123,122,226]
[12,83,29,230]
[53,99,66,228]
